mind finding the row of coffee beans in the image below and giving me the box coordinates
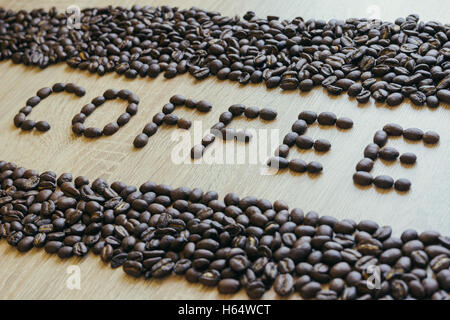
[0,160,448,299]
[72,89,139,138]
[191,105,277,159]
[134,95,212,148]
[13,83,86,132]
[2,7,450,108]
[353,124,439,191]
[268,111,353,174]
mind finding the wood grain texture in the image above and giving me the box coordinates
[0,0,449,300]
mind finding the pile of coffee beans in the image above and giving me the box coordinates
[71,89,139,138]
[191,105,277,159]
[134,94,211,149]
[13,83,86,132]
[268,111,353,174]
[0,160,448,300]
[353,124,439,191]
[1,7,449,108]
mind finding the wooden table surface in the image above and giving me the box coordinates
[0,0,448,300]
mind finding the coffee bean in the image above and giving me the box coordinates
[307,161,323,174]
[72,113,86,124]
[103,122,119,136]
[298,111,317,124]
[386,92,404,106]
[73,242,88,256]
[298,79,314,92]
[151,258,174,278]
[436,269,450,291]
[103,89,118,100]
[383,123,403,136]
[45,241,62,254]
[185,268,201,283]
[329,278,345,294]
[126,103,138,116]
[177,118,192,130]
[259,108,277,121]
[295,135,314,149]
[196,100,212,113]
[283,132,299,147]
[299,281,321,299]
[52,83,65,92]
[363,144,380,160]
[379,147,399,161]
[403,128,424,141]
[13,113,26,128]
[317,112,337,126]
[170,94,186,106]
[353,172,373,186]
[394,178,411,192]
[143,122,158,137]
[274,273,294,296]
[162,103,175,114]
[199,270,221,286]
[35,121,51,132]
[17,236,34,252]
[228,104,246,116]
[373,130,388,147]
[437,89,450,104]
[246,280,266,299]
[218,278,240,294]
[123,260,143,277]
[336,117,353,129]
[37,87,52,99]
[26,96,40,107]
[163,114,178,125]
[116,113,131,127]
[373,175,394,189]
[57,246,73,259]
[418,231,441,245]
[400,152,417,165]
[133,133,149,148]
[288,159,307,173]
[100,244,113,262]
[313,139,331,152]
[329,261,351,278]
[291,120,307,135]
[348,83,363,96]
[230,255,249,272]
[355,158,374,172]
[84,127,102,138]
[423,131,440,144]
[356,90,370,103]
[21,119,35,131]
[244,106,260,118]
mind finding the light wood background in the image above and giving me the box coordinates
[0,0,448,300]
